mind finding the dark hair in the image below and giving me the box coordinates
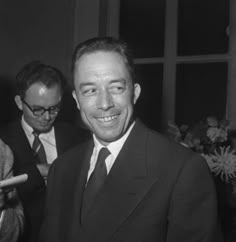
[16,61,66,98]
[72,37,136,86]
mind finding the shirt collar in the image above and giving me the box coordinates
[21,116,34,138]
[21,115,54,139]
[93,121,135,158]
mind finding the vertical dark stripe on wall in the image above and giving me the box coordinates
[99,0,108,36]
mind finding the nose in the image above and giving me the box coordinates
[97,89,114,110]
[42,110,51,120]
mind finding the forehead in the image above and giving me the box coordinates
[25,83,62,105]
[74,51,131,83]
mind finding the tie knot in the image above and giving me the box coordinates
[32,129,47,164]
[97,147,110,165]
[32,130,41,137]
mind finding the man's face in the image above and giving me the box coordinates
[73,51,141,145]
[15,83,62,132]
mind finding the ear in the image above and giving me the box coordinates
[72,90,80,110]
[133,83,141,104]
[15,95,23,111]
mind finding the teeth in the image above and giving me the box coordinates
[97,115,117,122]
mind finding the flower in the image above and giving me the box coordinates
[167,117,236,183]
[206,116,228,143]
[203,146,236,183]
[207,127,227,143]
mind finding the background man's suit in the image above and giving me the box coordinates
[0,119,89,242]
[42,120,220,242]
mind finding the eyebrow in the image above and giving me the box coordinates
[78,82,96,89]
[109,79,127,85]
[79,78,127,88]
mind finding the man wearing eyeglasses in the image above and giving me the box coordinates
[0,61,89,242]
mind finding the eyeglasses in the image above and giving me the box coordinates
[21,99,61,117]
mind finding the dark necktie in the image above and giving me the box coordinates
[81,147,110,222]
[32,130,47,164]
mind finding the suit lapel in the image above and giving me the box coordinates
[7,121,36,165]
[81,121,159,241]
[64,141,94,240]
[75,141,94,222]
[54,123,67,155]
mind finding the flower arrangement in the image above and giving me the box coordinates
[167,117,236,183]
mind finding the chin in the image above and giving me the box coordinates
[38,125,52,133]
[99,134,121,144]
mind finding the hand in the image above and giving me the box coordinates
[36,164,50,179]
[0,188,6,212]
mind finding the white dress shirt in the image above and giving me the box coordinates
[87,122,135,181]
[21,117,58,164]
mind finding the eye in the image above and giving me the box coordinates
[32,107,45,116]
[32,107,44,112]
[109,84,126,94]
[49,105,61,112]
[81,87,97,96]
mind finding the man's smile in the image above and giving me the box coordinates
[96,115,118,122]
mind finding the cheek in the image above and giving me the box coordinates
[79,104,93,124]
[24,113,38,126]
[122,99,134,122]
[23,109,33,120]
[79,98,95,114]
[49,115,57,122]
[119,95,133,111]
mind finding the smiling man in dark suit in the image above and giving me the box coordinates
[0,61,89,242]
[41,37,221,242]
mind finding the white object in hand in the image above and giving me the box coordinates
[0,174,28,189]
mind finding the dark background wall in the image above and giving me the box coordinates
[0,0,77,125]
[0,0,230,131]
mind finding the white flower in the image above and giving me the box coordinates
[203,146,236,182]
[206,127,228,143]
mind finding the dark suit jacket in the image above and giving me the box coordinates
[0,119,90,242]
[41,120,221,242]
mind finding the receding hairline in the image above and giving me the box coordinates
[75,49,129,66]
[73,49,135,87]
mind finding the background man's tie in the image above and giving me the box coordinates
[32,130,47,164]
[81,147,110,222]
